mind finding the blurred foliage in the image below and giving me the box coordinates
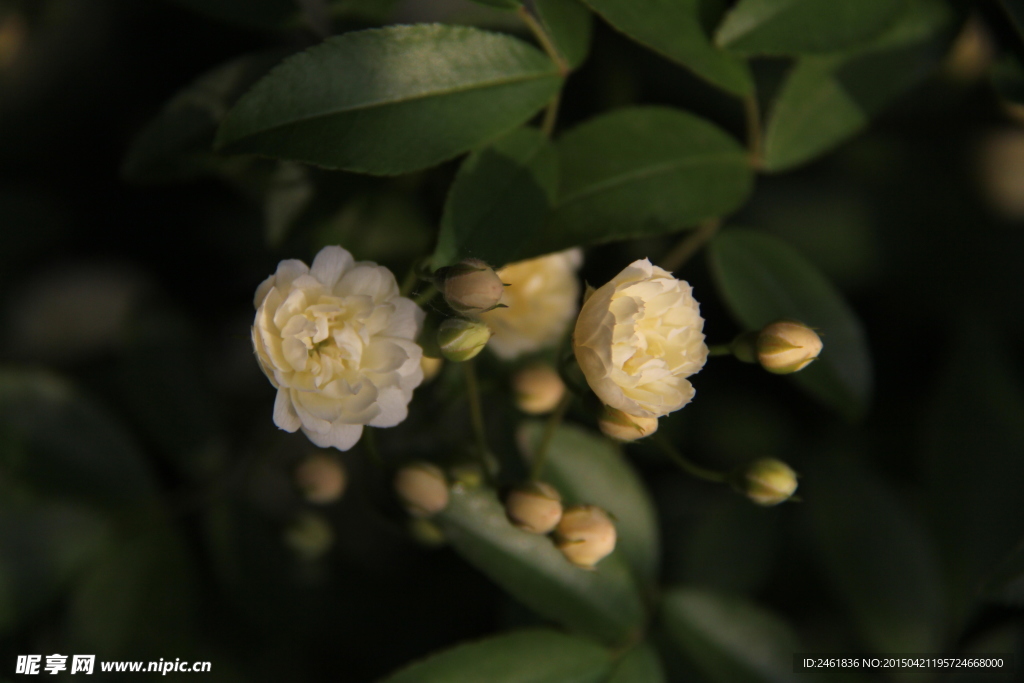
[0,0,1022,681]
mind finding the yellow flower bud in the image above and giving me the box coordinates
[505,481,563,534]
[394,462,449,517]
[733,458,798,506]
[513,364,566,415]
[598,405,658,442]
[756,320,823,374]
[408,517,447,547]
[295,453,347,504]
[439,259,506,315]
[284,512,333,561]
[437,318,492,362]
[420,355,443,382]
[555,505,616,569]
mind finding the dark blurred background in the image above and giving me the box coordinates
[1,1,1022,681]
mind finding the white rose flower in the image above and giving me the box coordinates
[252,246,425,451]
[478,249,582,360]
[573,259,707,418]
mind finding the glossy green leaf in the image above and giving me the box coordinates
[122,51,288,184]
[216,25,562,175]
[379,629,610,683]
[0,370,156,506]
[708,230,873,420]
[536,0,594,69]
[608,642,666,683]
[540,107,753,255]
[807,455,945,653]
[580,0,753,95]
[518,421,660,588]
[762,0,956,171]
[716,0,905,55]
[433,127,558,270]
[661,588,800,683]
[0,503,110,636]
[435,486,645,645]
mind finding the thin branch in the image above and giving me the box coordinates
[659,218,721,273]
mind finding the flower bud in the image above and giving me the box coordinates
[598,405,658,442]
[420,355,443,382]
[408,518,447,547]
[513,364,566,415]
[284,512,333,561]
[756,320,822,374]
[439,259,505,315]
[295,453,346,504]
[732,458,798,506]
[505,481,563,534]
[437,318,492,362]
[394,462,449,517]
[555,505,616,569]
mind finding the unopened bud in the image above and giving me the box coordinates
[505,481,563,534]
[420,355,443,382]
[438,318,492,362]
[513,364,566,415]
[284,512,333,561]
[756,320,822,374]
[732,458,798,506]
[295,453,347,504]
[555,505,617,569]
[394,462,449,517]
[598,405,658,442]
[439,259,505,315]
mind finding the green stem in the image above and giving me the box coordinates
[399,264,419,298]
[530,392,573,481]
[414,285,437,307]
[708,344,733,357]
[463,360,493,481]
[652,435,729,484]
[659,218,721,272]
[541,89,562,138]
[363,426,382,468]
[744,93,763,169]
[517,6,569,76]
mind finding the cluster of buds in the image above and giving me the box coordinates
[731,458,799,506]
[731,320,823,375]
[432,259,507,362]
[503,482,617,570]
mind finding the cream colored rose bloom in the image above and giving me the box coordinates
[252,246,425,451]
[574,259,707,418]
[479,249,582,360]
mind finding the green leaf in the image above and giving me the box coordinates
[0,370,156,507]
[716,0,905,55]
[536,0,594,69]
[379,629,610,683]
[0,503,110,635]
[983,539,1024,606]
[762,0,956,171]
[661,588,800,683]
[580,0,752,95]
[434,486,645,645]
[518,421,660,588]
[432,127,558,270]
[708,229,873,420]
[122,51,288,184]
[216,25,563,175]
[807,455,945,653]
[538,107,752,255]
[608,642,666,683]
